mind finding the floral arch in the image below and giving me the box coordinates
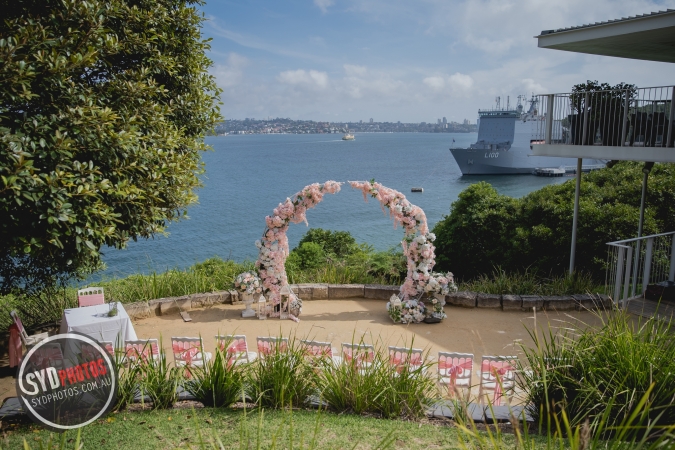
[254,180,450,320]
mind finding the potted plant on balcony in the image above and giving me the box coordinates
[599,82,637,146]
[569,80,608,146]
[569,81,636,147]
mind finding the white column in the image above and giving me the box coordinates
[569,158,582,274]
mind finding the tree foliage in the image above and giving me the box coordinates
[0,0,221,294]
[297,228,358,258]
[433,162,675,280]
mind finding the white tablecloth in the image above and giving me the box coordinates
[59,303,138,346]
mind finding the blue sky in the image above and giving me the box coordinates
[200,0,675,123]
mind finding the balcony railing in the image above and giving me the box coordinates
[606,231,675,306]
[537,85,675,148]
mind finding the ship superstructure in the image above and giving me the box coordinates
[450,96,605,174]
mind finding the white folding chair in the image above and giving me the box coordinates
[125,339,160,363]
[342,343,375,372]
[256,336,289,358]
[9,310,48,349]
[438,351,474,401]
[300,339,342,365]
[77,287,105,307]
[216,335,257,365]
[479,355,517,406]
[388,346,425,375]
[171,337,211,368]
[80,341,114,362]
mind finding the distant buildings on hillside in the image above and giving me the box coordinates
[215,117,476,135]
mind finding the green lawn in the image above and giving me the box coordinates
[1,406,535,449]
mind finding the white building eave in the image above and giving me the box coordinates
[536,11,675,63]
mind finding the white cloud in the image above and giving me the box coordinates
[520,78,546,95]
[211,53,249,88]
[448,73,473,91]
[344,64,367,76]
[423,73,473,93]
[314,0,334,13]
[278,69,329,89]
[206,17,325,62]
[423,76,444,90]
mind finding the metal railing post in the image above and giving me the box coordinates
[614,246,625,305]
[668,88,675,148]
[545,94,554,144]
[642,237,654,295]
[621,91,629,147]
[581,92,590,145]
[632,239,640,298]
[623,247,633,304]
[669,234,675,282]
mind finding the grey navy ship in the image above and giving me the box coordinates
[450,96,606,175]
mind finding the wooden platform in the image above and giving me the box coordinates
[626,297,675,321]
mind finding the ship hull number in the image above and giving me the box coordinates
[484,152,499,158]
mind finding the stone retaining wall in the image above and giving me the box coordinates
[121,284,611,321]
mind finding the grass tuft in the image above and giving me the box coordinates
[184,345,246,408]
[248,333,318,409]
[459,267,602,296]
[517,309,675,438]
[137,339,183,410]
[316,337,436,419]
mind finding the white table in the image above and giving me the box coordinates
[59,302,138,347]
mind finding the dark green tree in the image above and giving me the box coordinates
[432,182,518,278]
[297,228,358,258]
[0,0,221,294]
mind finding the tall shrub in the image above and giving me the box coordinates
[433,181,518,278]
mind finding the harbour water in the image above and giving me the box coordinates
[97,133,568,279]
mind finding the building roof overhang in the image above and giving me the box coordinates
[536,10,675,63]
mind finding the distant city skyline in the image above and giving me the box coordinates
[217,117,476,135]
[201,0,675,123]
[222,116,472,125]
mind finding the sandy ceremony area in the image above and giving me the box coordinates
[0,298,606,403]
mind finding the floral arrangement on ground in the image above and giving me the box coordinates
[386,296,426,324]
[235,271,263,295]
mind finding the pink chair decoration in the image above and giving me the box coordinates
[77,287,105,307]
[342,343,375,370]
[388,346,424,374]
[479,355,517,406]
[125,339,160,363]
[438,352,474,400]
[216,335,257,365]
[171,337,211,369]
[300,340,342,365]
[256,337,289,357]
[80,341,114,362]
[8,324,22,367]
[33,343,65,370]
